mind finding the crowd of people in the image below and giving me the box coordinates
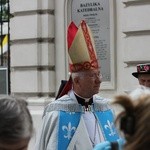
[0,20,149,150]
[1,87,149,150]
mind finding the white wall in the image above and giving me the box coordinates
[10,0,55,149]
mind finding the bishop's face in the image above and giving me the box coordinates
[138,74,150,88]
[75,69,102,98]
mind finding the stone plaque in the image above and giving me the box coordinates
[71,0,110,82]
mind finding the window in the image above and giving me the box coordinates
[0,0,10,94]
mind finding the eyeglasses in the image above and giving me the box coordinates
[80,72,102,79]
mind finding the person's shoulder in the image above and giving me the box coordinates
[94,95,111,103]
[45,94,73,107]
[57,94,74,101]
[43,95,80,114]
[94,95,112,111]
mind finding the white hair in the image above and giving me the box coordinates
[71,72,84,80]
[130,85,150,100]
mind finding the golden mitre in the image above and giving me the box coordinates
[67,20,99,72]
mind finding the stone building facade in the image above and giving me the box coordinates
[10,0,150,149]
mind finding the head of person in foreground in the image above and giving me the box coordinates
[113,92,150,150]
[0,95,33,150]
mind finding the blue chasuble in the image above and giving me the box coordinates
[58,109,120,150]
[95,110,119,141]
[58,111,81,150]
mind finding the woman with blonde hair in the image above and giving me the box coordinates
[114,93,150,150]
[94,88,150,150]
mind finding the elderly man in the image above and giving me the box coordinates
[132,63,150,88]
[35,20,122,150]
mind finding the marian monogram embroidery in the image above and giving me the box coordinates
[62,122,76,140]
[104,120,116,136]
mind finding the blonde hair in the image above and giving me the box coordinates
[113,93,150,150]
